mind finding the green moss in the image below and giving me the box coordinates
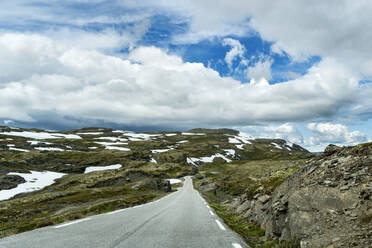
[360,213,372,224]
[257,238,300,248]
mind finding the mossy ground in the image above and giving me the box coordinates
[0,158,191,238]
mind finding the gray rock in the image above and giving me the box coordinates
[257,143,372,247]
[236,200,251,214]
[258,195,271,204]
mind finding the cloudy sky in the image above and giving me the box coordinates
[1,0,372,151]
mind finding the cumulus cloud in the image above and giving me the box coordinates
[246,1,372,76]
[4,1,372,80]
[246,58,273,82]
[0,33,360,128]
[222,38,246,69]
[307,122,368,146]
[138,1,372,77]
[238,123,303,145]
[264,123,303,144]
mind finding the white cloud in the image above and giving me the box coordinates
[132,1,372,79]
[121,0,254,44]
[246,58,273,81]
[42,21,151,52]
[222,38,246,69]
[307,122,368,147]
[0,33,361,128]
[3,120,14,125]
[246,1,372,76]
[264,123,303,144]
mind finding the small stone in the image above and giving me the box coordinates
[340,185,349,191]
[236,200,251,214]
[258,195,271,204]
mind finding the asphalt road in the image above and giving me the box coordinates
[0,176,249,248]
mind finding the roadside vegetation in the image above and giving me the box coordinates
[193,158,308,247]
[0,159,190,238]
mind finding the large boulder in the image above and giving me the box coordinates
[262,143,372,247]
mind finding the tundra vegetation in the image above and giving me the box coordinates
[7,126,369,248]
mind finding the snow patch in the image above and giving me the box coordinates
[1,131,81,140]
[168,179,182,184]
[0,171,66,201]
[9,147,29,152]
[84,164,122,173]
[151,148,172,153]
[187,157,199,166]
[271,143,283,149]
[95,142,128,146]
[95,137,128,142]
[181,132,205,136]
[223,149,235,157]
[187,153,232,165]
[105,146,130,151]
[49,133,81,139]
[228,132,253,145]
[76,132,103,135]
[35,147,65,151]
[94,141,130,151]
[27,140,53,145]
[228,137,241,144]
[112,130,125,133]
[122,132,161,141]
[177,140,189,144]
[236,144,244,150]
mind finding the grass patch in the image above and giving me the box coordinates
[209,202,264,246]
[256,239,300,248]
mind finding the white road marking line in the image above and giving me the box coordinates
[209,210,215,216]
[54,218,91,229]
[215,219,226,231]
[232,243,243,248]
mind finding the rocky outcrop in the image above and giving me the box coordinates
[0,175,26,190]
[230,143,372,248]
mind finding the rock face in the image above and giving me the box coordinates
[230,143,372,248]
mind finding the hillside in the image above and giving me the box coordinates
[195,143,372,247]
[0,126,313,240]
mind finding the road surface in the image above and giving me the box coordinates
[0,177,249,248]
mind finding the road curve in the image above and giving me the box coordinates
[0,176,249,248]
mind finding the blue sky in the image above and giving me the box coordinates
[0,0,372,151]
